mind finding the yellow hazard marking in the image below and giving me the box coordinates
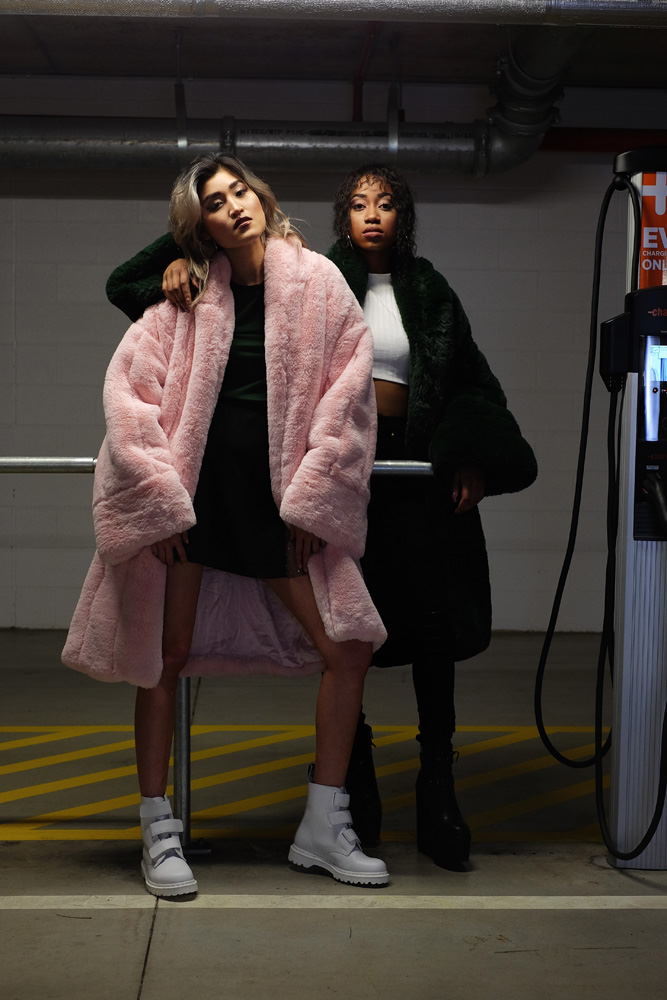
[468,776,609,830]
[381,741,597,812]
[0,739,138,777]
[0,724,606,843]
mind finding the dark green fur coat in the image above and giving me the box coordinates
[106,235,537,662]
[327,240,537,497]
[328,240,537,663]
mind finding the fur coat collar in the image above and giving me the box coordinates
[63,238,386,686]
[327,239,537,496]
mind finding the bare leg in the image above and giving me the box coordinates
[264,575,371,788]
[134,561,203,797]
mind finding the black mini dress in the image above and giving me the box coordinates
[184,282,294,578]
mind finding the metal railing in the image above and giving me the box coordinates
[1,454,432,844]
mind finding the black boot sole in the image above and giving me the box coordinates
[416,829,471,872]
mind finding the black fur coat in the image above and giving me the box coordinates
[328,240,537,664]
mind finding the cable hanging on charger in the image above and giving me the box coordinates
[533,174,633,769]
[533,166,667,860]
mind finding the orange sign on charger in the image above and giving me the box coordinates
[640,172,667,288]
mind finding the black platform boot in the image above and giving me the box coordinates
[416,745,471,871]
[345,712,382,848]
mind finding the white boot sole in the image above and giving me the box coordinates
[141,860,198,898]
[288,844,389,887]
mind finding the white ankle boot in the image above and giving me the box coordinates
[140,796,198,898]
[289,778,390,887]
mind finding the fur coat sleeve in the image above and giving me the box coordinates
[278,263,376,558]
[426,273,538,497]
[92,308,196,566]
[106,232,181,322]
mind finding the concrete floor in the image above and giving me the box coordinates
[2,630,667,1000]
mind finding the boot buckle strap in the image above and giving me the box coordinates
[329,809,353,826]
[148,835,183,860]
[149,818,183,837]
[332,791,350,809]
[140,798,173,820]
[337,827,360,853]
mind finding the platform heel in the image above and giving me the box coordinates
[416,748,471,872]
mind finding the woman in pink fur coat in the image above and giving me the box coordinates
[63,154,389,896]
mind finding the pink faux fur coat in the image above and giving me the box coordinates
[62,237,386,687]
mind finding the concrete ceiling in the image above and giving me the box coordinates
[1,16,666,89]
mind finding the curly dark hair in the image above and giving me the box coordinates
[332,163,417,263]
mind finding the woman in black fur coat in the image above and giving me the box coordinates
[105,165,537,871]
[326,166,537,870]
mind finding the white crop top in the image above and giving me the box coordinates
[363,273,410,386]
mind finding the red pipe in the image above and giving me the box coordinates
[541,127,667,153]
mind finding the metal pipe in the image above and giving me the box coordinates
[0,113,563,175]
[0,1,664,26]
[0,457,97,473]
[173,677,192,846]
[0,115,481,172]
[372,460,432,476]
[0,115,549,175]
[0,457,432,475]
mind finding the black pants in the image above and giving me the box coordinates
[366,416,457,750]
[412,656,456,750]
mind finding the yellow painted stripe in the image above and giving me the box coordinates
[366,741,598,815]
[0,729,103,752]
[371,728,418,748]
[189,752,312,793]
[472,828,602,843]
[458,730,563,756]
[4,779,313,836]
[452,726,608,735]
[0,762,138,805]
[0,724,606,738]
[186,725,314,734]
[13,751,314,829]
[189,729,312,765]
[458,743,596,791]
[0,724,607,736]
[370,728,550,786]
[0,826,140,840]
[8,793,144,827]
[0,729,309,807]
[469,776,608,830]
[0,739,137,777]
[0,739,316,830]
[0,726,134,735]
[194,782,307,820]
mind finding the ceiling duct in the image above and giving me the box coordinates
[0,26,589,175]
[0,0,665,26]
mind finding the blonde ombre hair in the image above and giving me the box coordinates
[169,154,304,301]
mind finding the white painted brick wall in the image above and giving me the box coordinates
[0,149,629,631]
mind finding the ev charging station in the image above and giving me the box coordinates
[603,150,667,868]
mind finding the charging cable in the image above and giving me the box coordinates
[534,170,667,859]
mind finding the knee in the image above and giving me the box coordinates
[324,640,372,680]
[161,641,191,687]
